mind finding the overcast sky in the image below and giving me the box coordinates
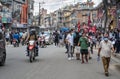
[34,0,102,15]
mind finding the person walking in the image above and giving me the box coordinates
[78,33,89,64]
[98,33,115,77]
[54,31,59,46]
[66,29,74,60]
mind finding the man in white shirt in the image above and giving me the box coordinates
[66,29,74,60]
[98,33,115,76]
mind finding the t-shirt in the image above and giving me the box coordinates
[99,40,113,57]
[79,37,88,49]
[66,34,74,46]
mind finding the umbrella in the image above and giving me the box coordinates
[60,27,69,32]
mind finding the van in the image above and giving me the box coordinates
[0,29,6,66]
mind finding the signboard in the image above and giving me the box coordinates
[2,17,7,23]
[7,17,12,23]
[0,12,12,17]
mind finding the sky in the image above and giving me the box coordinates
[34,0,102,15]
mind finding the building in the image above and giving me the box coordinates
[0,0,34,31]
[40,8,47,26]
[54,9,64,29]
[116,0,120,29]
[0,0,13,31]
[20,0,34,25]
[62,1,95,28]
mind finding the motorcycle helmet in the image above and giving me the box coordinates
[30,29,36,35]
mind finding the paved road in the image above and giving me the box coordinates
[0,45,120,79]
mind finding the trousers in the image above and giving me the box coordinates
[102,57,110,73]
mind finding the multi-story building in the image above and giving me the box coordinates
[21,0,34,25]
[55,9,64,28]
[0,0,13,30]
[63,9,71,27]
[40,8,47,26]
[62,1,95,28]
[0,0,34,31]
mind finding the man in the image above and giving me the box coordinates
[54,31,59,46]
[64,31,69,53]
[13,32,19,44]
[78,33,89,63]
[40,32,46,47]
[98,33,115,76]
[66,29,74,60]
[26,29,38,56]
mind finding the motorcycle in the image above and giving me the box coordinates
[28,40,37,63]
[39,37,46,48]
[13,39,19,47]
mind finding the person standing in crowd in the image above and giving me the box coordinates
[5,32,10,45]
[98,33,115,76]
[114,39,120,54]
[59,30,63,47]
[9,32,13,45]
[66,29,74,60]
[64,31,69,54]
[78,33,89,63]
[13,32,20,44]
[54,31,59,46]
[74,31,81,60]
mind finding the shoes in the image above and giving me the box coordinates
[105,72,109,77]
[71,57,74,60]
[68,58,71,60]
[89,57,92,60]
[26,54,29,56]
[81,61,84,64]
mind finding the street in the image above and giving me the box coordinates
[0,45,120,79]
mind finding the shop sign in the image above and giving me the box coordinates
[2,17,7,23]
[7,17,12,23]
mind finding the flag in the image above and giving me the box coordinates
[77,21,80,32]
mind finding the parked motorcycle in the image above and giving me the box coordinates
[28,40,37,63]
[12,39,19,47]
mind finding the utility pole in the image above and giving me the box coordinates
[12,0,14,18]
[38,2,41,26]
[38,1,45,26]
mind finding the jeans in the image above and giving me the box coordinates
[68,45,74,58]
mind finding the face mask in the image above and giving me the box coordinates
[104,37,108,41]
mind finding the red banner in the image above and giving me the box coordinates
[77,22,80,32]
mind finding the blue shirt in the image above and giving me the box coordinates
[13,34,19,40]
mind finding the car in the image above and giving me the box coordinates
[0,29,6,66]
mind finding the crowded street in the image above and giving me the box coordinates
[0,0,120,79]
[0,45,120,79]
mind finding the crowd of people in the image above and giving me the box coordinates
[3,26,120,77]
[52,26,120,77]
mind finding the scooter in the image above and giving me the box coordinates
[13,39,19,47]
[28,40,37,63]
[39,37,46,48]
